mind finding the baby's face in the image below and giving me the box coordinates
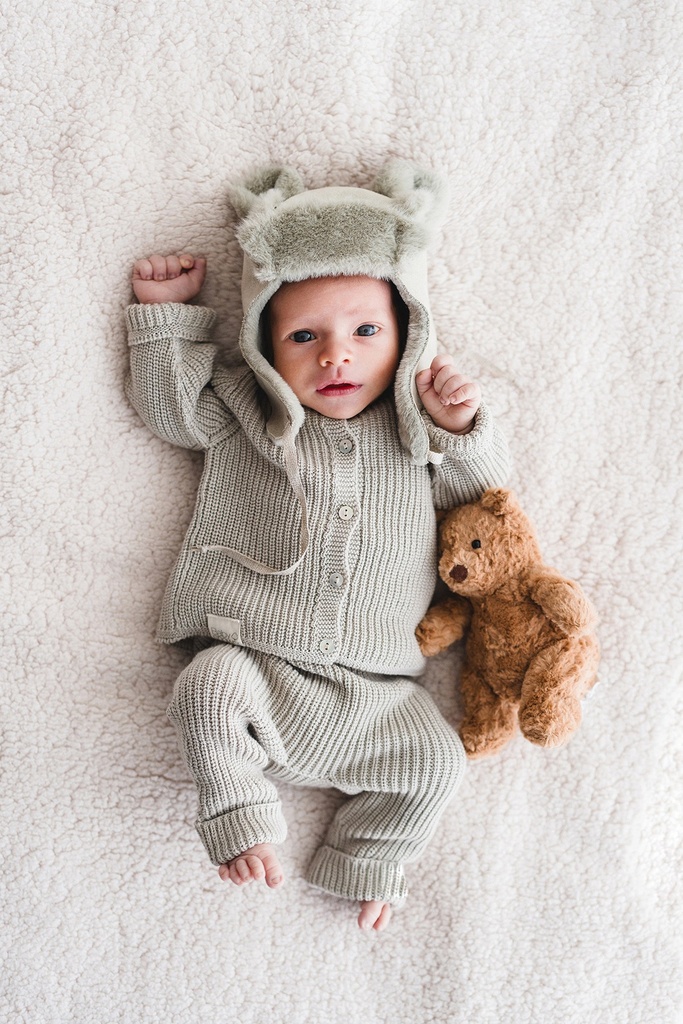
[268,275,401,420]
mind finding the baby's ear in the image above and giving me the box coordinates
[228,166,304,220]
[371,159,448,241]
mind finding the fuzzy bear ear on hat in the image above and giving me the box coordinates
[371,159,449,242]
[480,488,517,516]
[228,166,304,220]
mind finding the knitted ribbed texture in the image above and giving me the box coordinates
[306,847,408,903]
[130,301,502,902]
[197,804,287,865]
[168,644,466,902]
[125,303,511,676]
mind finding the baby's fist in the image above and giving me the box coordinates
[415,355,481,435]
[132,254,207,305]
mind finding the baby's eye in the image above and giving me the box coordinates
[290,330,315,344]
[355,324,379,337]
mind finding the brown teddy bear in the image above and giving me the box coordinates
[416,488,600,759]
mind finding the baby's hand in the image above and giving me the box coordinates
[415,355,481,435]
[132,254,207,305]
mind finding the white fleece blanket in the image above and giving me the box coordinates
[3,2,682,1022]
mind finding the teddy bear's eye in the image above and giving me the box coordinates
[471,540,481,549]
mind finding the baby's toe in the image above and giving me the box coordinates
[373,903,392,931]
[261,854,283,888]
[234,858,254,883]
[358,900,392,931]
[245,855,266,881]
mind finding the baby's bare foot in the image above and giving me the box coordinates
[218,843,284,889]
[358,900,392,931]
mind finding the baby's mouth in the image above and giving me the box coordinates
[316,382,361,395]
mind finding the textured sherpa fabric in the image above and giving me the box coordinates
[2,1,682,1023]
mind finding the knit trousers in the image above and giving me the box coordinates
[167,642,466,904]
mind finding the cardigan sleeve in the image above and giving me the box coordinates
[125,302,236,451]
[425,402,512,510]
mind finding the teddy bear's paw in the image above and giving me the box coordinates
[460,725,514,760]
[415,616,449,657]
[519,695,582,748]
[415,625,443,657]
[416,598,470,656]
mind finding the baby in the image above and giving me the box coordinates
[126,163,510,931]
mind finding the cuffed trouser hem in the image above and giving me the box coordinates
[305,845,408,903]
[196,803,287,865]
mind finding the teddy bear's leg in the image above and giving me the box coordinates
[459,663,518,760]
[518,635,600,748]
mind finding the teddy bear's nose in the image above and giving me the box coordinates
[449,564,468,582]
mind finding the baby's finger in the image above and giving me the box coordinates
[185,256,207,286]
[148,254,170,281]
[432,366,468,399]
[429,353,455,375]
[414,368,435,395]
[165,255,182,279]
[445,380,480,406]
[178,253,196,269]
[133,258,154,281]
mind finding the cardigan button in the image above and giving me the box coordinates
[319,638,336,654]
[328,572,344,588]
[338,437,354,455]
[338,505,355,522]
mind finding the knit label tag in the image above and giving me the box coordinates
[207,614,242,646]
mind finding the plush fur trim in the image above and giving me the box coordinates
[238,281,306,439]
[371,159,449,244]
[392,282,431,463]
[229,161,448,283]
[237,197,417,283]
[228,166,304,220]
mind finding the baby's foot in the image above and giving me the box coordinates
[218,843,284,889]
[358,900,392,932]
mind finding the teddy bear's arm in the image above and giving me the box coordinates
[527,570,597,636]
[416,596,472,657]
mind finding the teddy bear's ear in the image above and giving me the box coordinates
[371,159,448,240]
[228,166,305,221]
[480,488,517,516]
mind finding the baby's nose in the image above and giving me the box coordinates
[319,339,351,366]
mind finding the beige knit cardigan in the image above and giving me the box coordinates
[126,301,511,676]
